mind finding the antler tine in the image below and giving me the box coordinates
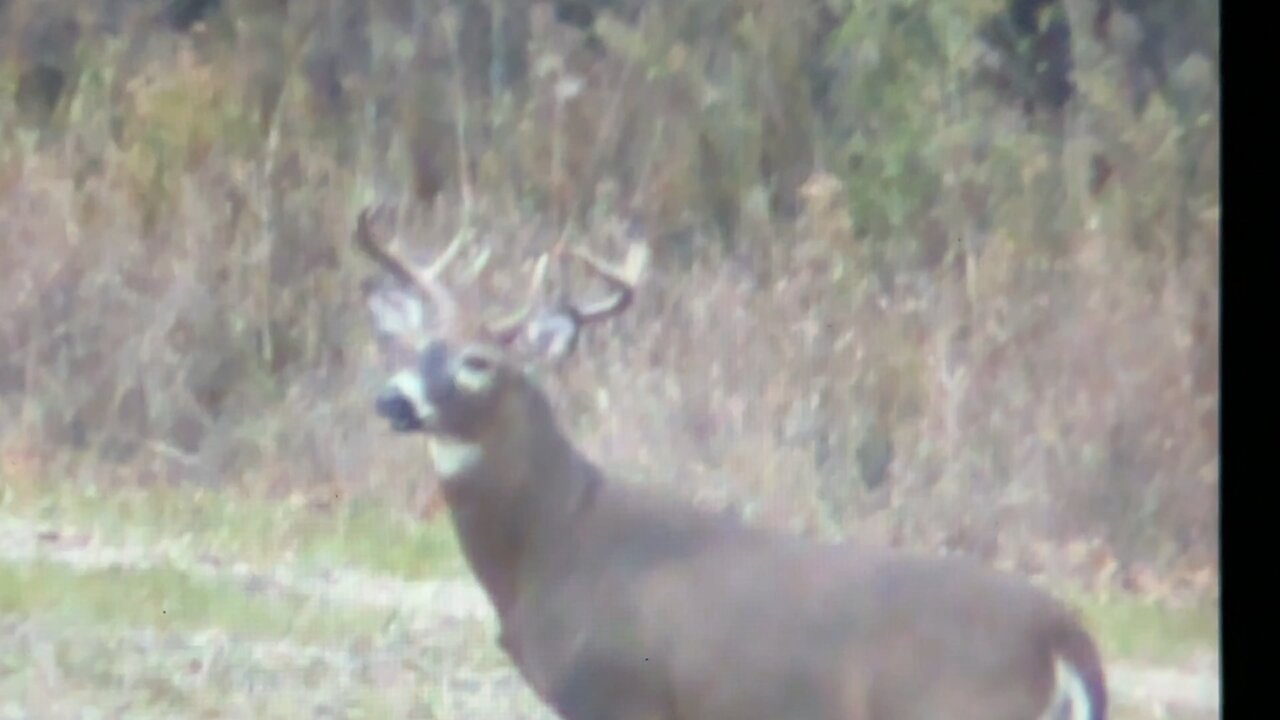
[483,253,551,343]
[559,242,649,324]
[354,207,462,329]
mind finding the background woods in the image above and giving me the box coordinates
[1,0,1217,601]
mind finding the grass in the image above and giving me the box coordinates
[0,479,1220,660]
[1072,591,1219,664]
[0,477,1217,718]
[0,561,392,644]
[0,476,543,717]
[0,479,466,579]
[0,607,544,719]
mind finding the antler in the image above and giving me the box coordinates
[482,253,551,343]
[558,242,649,325]
[354,204,646,350]
[482,241,647,354]
[353,206,464,329]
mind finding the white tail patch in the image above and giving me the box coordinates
[1039,655,1093,720]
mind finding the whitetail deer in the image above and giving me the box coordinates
[354,206,1107,720]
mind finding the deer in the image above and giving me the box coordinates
[352,205,1107,720]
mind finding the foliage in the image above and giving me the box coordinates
[0,0,1219,583]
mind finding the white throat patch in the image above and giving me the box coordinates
[428,436,484,479]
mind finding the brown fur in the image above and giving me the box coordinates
[355,211,1106,720]
[421,373,1106,720]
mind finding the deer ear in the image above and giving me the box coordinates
[524,311,580,365]
[363,278,426,336]
[362,277,428,364]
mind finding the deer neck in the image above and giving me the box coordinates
[433,388,600,619]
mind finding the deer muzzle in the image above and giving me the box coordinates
[375,340,498,439]
[376,369,436,433]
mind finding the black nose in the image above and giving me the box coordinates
[375,390,423,432]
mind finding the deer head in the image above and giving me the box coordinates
[354,204,647,480]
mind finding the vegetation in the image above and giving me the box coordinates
[0,0,1218,715]
[0,478,1218,717]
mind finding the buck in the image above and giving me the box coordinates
[353,205,1107,720]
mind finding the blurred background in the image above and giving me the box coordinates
[0,0,1218,717]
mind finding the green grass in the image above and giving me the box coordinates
[0,478,1216,719]
[1072,591,1219,664]
[0,481,466,579]
[0,615,546,720]
[0,560,392,643]
[0,480,1221,665]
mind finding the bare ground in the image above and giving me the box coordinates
[0,515,1219,719]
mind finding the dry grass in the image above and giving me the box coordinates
[0,0,1218,601]
[0,482,1219,718]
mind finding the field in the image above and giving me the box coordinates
[0,480,1218,719]
[0,2,1219,717]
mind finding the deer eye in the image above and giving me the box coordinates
[453,351,501,396]
[460,353,495,374]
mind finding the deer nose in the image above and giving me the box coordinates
[376,368,433,432]
[375,388,424,432]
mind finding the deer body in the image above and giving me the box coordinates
[354,206,1106,720]
[409,363,1102,720]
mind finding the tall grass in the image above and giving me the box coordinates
[0,0,1218,592]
